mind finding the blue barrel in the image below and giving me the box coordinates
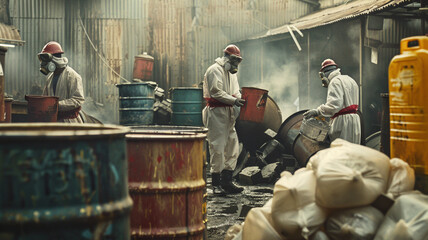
[170,87,203,126]
[0,123,133,240]
[117,83,156,126]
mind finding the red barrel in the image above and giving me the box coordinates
[133,52,154,81]
[126,126,207,240]
[25,95,59,122]
[239,87,269,123]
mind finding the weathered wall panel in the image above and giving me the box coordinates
[5,0,313,123]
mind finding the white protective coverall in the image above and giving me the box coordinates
[202,57,241,174]
[316,69,361,144]
[43,66,85,123]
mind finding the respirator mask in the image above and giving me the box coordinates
[38,53,56,75]
[224,55,242,74]
[319,71,329,88]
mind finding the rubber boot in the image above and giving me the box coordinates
[211,173,224,194]
[220,170,244,194]
[212,173,220,187]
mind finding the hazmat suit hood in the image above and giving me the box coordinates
[215,57,228,67]
[328,68,341,82]
[52,56,68,69]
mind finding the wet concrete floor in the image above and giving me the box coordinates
[205,171,274,240]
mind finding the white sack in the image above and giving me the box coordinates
[308,138,390,208]
[310,231,330,240]
[386,158,415,199]
[374,191,428,240]
[224,223,243,240]
[325,206,384,240]
[242,199,285,240]
[271,168,328,239]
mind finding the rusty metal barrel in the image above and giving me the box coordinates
[236,95,282,154]
[126,126,208,240]
[275,110,329,167]
[25,95,59,122]
[0,123,133,240]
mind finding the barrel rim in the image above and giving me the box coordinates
[0,123,130,138]
[126,132,207,140]
[169,87,202,91]
[241,86,269,92]
[119,97,155,100]
[171,101,202,104]
[115,82,157,87]
[0,197,133,225]
[130,125,208,133]
[25,95,59,100]
[119,108,154,110]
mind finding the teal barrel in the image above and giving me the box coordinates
[0,123,133,240]
[117,83,156,126]
[170,87,203,126]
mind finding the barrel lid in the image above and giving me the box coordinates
[0,123,130,139]
[116,82,157,88]
[135,52,154,60]
[169,87,202,93]
[127,125,207,139]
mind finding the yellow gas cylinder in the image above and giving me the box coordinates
[389,35,428,193]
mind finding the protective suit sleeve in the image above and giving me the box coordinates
[207,67,237,105]
[317,78,343,117]
[58,72,85,111]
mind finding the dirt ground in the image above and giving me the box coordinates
[205,170,274,240]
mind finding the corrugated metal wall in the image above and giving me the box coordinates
[6,0,148,123]
[7,0,65,100]
[189,0,312,88]
[5,0,313,123]
[362,17,421,134]
[319,0,348,9]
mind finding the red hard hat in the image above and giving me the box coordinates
[320,59,338,72]
[40,41,64,54]
[223,44,242,59]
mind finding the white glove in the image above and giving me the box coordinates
[303,109,319,119]
[234,98,246,107]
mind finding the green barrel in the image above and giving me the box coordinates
[117,83,156,126]
[0,123,133,240]
[170,87,203,126]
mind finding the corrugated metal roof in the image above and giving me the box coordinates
[250,0,415,40]
[0,22,24,45]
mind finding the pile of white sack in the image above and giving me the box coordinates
[225,139,428,240]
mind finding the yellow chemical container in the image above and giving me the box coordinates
[389,36,428,193]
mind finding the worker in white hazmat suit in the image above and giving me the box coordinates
[39,41,85,123]
[303,59,361,144]
[202,44,246,194]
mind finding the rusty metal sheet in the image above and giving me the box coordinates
[0,23,24,46]
[250,0,415,40]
